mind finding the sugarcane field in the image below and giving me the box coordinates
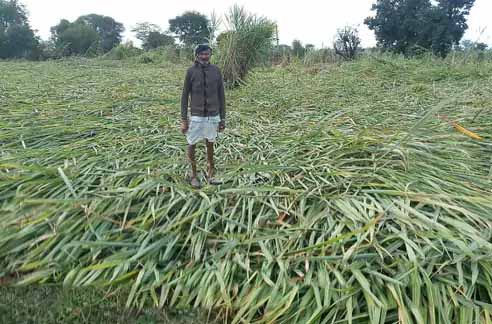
[1,1,492,323]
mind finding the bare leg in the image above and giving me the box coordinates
[187,144,199,187]
[205,140,223,185]
[205,139,214,179]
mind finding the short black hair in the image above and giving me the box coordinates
[195,44,212,56]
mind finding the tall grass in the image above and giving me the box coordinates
[216,5,275,87]
[303,48,338,66]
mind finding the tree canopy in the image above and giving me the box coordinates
[51,14,124,56]
[0,0,38,59]
[365,0,476,57]
[132,22,175,50]
[168,11,210,46]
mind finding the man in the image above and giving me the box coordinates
[180,44,226,189]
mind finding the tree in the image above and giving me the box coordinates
[58,23,99,56]
[0,0,39,59]
[365,0,476,57]
[0,0,27,27]
[132,22,161,42]
[50,19,71,42]
[305,44,315,51]
[1,23,37,58]
[292,39,305,58]
[51,14,124,56]
[75,14,124,52]
[333,26,361,60]
[169,11,210,46]
[461,40,488,51]
[51,20,99,55]
[365,0,432,54]
[131,22,175,50]
[34,39,58,60]
[475,43,488,51]
[421,0,476,56]
[145,31,174,50]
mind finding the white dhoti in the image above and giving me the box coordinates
[186,115,221,145]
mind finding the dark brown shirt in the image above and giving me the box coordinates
[181,60,226,121]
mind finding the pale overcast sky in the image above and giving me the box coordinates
[22,0,492,48]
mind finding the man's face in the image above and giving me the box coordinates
[198,49,211,62]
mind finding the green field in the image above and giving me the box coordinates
[1,56,492,323]
[0,285,209,323]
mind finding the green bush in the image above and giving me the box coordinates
[103,43,143,60]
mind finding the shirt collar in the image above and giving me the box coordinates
[195,59,210,67]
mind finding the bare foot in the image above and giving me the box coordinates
[190,177,201,189]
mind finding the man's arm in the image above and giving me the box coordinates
[218,69,226,124]
[181,69,192,121]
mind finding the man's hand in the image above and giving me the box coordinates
[181,119,189,134]
[218,120,226,132]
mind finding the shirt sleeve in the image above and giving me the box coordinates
[218,68,226,121]
[181,69,192,121]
